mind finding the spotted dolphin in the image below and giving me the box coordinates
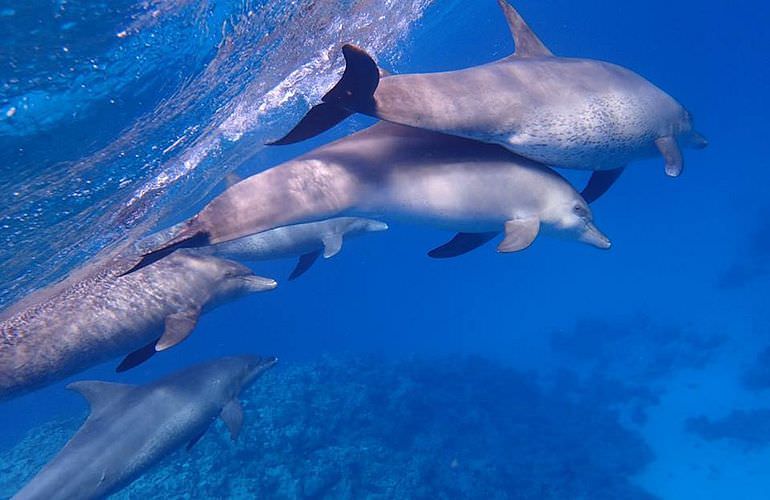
[272,0,707,202]
[141,217,388,281]
[13,355,277,500]
[0,252,276,401]
[124,122,611,274]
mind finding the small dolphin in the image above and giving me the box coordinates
[125,122,611,274]
[141,217,389,281]
[13,355,277,500]
[0,252,276,401]
[272,0,707,202]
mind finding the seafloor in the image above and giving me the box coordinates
[1,315,746,499]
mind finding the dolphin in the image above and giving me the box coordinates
[271,0,707,202]
[124,122,611,274]
[13,355,277,500]
[140,217,389,281]
[0,251,277,401]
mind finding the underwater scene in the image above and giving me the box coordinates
[1,0,769,498]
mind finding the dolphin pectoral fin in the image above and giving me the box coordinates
[498,217,540,253]
[67,381,134,416]
[655,136,684,177]
[497,0,553,58]
[116,340,159,372]
[428,232,500,259]
[581,168,625,204]
[156,307,201,351]
[322,234,344,258]
[268,103,354,146]
[220,398,244,441]
[289,250,322,281]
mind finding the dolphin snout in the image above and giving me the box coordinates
[687,131,709,150]
[580,222,612,250]
[241,275,278,292]
[243,356,278,386]
[368,221,389,232]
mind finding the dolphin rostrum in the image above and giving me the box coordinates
[271,0,707,202]
[13,355,277,500]
[140,217,389,281]
[125,122,611,274]
[0,252,276,401]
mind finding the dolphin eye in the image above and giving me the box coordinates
[573,204,586,215]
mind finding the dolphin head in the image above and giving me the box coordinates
[546,196,611,250]
[674,109,708,150]
[206,257,278,301]
[193,356,278,402]
[240,355,279,388]
[340,217,389,235]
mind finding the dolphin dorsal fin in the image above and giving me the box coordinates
[497,0,553,58]
[67,380,134,416]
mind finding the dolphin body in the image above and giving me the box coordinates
[125,122,611,274]
[272,0,707,202]
[0,252,276,401]
[140,217,389,281]
[13,355,277,500]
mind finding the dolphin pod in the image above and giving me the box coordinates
[272,0,707,203]
[140,217,389,281]
[124,122,611,275]
[3,1,708,497]
[13,356,277,500]
[0,252,276,401]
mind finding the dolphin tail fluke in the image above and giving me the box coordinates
[581,168,625,204]
[116,340,158,372]
[120,230,211,277]
[268,44,380,146]
[267,104,353,145]
[428,232,500,259]
[289,250,321,281]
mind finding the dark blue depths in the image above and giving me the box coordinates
[1,0,770,498]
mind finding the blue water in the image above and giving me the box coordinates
[1,0,770,498]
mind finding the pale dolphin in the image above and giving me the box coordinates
[272,0,707,201]
[0,252,276,401]
[140,217,389,281]
[13,355,277,500]
[125,122,611,274]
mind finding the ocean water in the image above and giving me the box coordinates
[1,0,769,498]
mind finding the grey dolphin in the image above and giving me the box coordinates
[272,0,707,201]
[125,122,611,274]
[141,217,389,281]
[0,252,276,401]
[13,355,277,500]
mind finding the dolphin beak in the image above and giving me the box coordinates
[580,221,612,250]
[369,221,389,232]
[690,131,709,150]
[245,356,278,385]
[241,275,278,292]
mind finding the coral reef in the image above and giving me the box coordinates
[550,316,724,383]
[548,315,724,424]
[686,409,770,451]
[0,356,655,499]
